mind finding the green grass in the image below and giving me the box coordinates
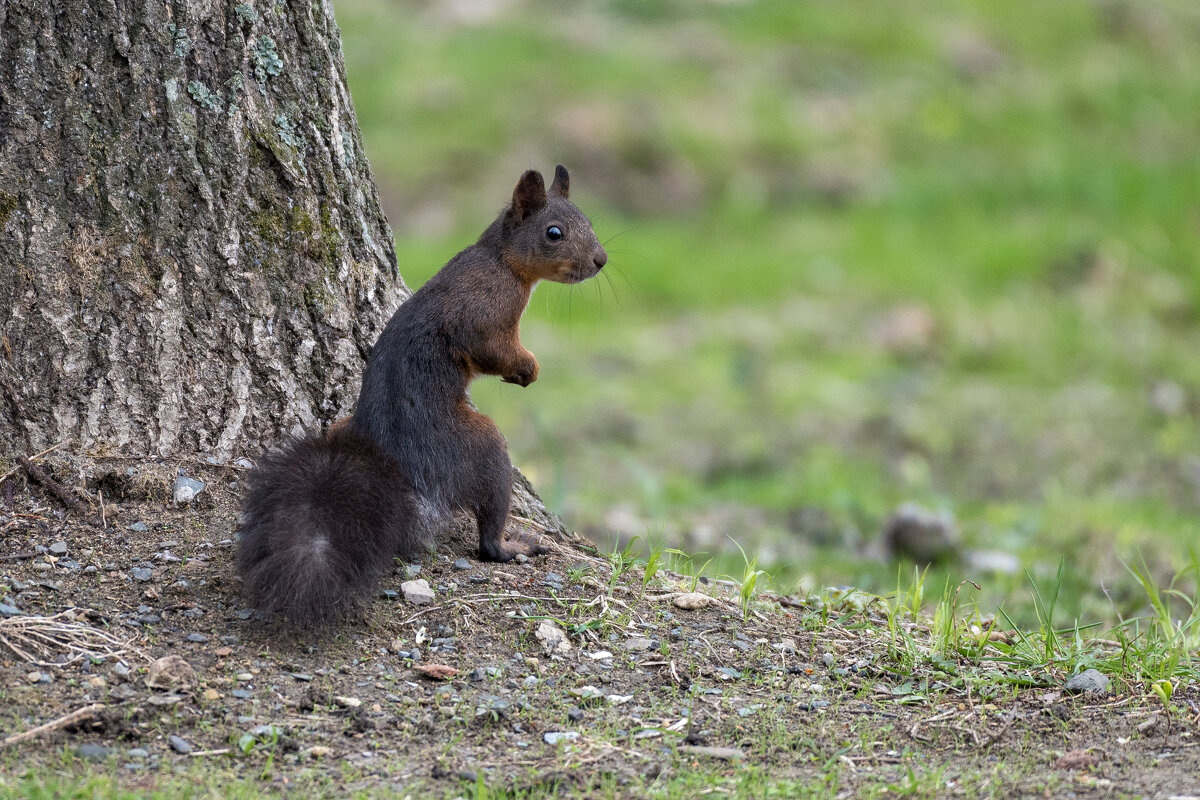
[334,0,1200,626]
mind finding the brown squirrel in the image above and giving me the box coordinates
[237,165,607,624]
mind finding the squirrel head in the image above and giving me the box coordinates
[501,165,607,284]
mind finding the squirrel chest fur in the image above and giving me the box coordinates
[238,165,606,624]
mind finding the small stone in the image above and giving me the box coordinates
[883,503,959,565]
[230,689,252,699]
[126,521,149,532]
[404,563,422,578]
[334,695,362,709]
[214,646,233,657]
[76,743,110,762]
[535,620,571,656]
[0,603,22,617]
[1064,669,1110,695]
[570,685,605,706]
[127,747,149,759]
[543,731,579,745]
[567,706,584,722]
[147,694,183,706]
[185,633,209,643]
[235,672,254,682]
[250,724,285,739]
[673,592,711,610]
[202,688,221,701]
[623,637,652,652]
[130,567,153,583]
[169,735,193,755]
[305,745,332,758]
[145,655,197,691]
[401,579,435,605]
[87,676,107,689]
[514,553,529,564]
[48,541,69,555]
[112,662,132,679]
[26,671,43,683]
[173,475,205,505]
[453,558,471,570]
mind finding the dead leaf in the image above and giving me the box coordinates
[414,664,458,681]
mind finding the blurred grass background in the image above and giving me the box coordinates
[335,0,1200,625]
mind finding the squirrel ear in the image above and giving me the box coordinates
[549,164,570,199]
[508,170,548,225]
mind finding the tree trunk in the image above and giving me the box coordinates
[0,0,567,534]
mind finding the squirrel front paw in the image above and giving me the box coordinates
[501,358,539,387]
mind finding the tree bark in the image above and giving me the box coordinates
[1,0,402,459]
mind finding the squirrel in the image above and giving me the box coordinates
[237,165,607,625]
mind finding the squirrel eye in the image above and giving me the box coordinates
[546,225,563,241]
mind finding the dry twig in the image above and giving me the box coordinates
[0,609,146,667]
[1,703,106,749]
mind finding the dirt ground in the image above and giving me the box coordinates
[0,454,1198,798]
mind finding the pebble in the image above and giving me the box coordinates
[172,475,205,505]
[401,579,435,605]
[1064,669,1110,695]
[128,748,149,759]
[0,603,22,617]
[145,655,197,691]
[231,689,253,699]
[126,521,149,532]
[48,541,69,555]
[567,706,584,722]
[185,633,209,643]
[543,731,579,745]
[535,620,571,655]
[131,567,153,582]
[673,592,711,610]
[453,558,471,570]
[883,503,959,565]
[169,735,192,755]
[76,743,110,762]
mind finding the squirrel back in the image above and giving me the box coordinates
[238,166,606,626]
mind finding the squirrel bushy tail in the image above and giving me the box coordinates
[236,427,428,625]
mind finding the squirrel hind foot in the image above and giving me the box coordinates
[479,535,549,563]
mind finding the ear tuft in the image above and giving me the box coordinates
[549,164,570,198]
[508,170,548,224]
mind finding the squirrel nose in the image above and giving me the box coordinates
[593,249,607,270]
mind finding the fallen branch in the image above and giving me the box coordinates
[0,442,64,487]
[18,455,81,512]
[0,703,106,749]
